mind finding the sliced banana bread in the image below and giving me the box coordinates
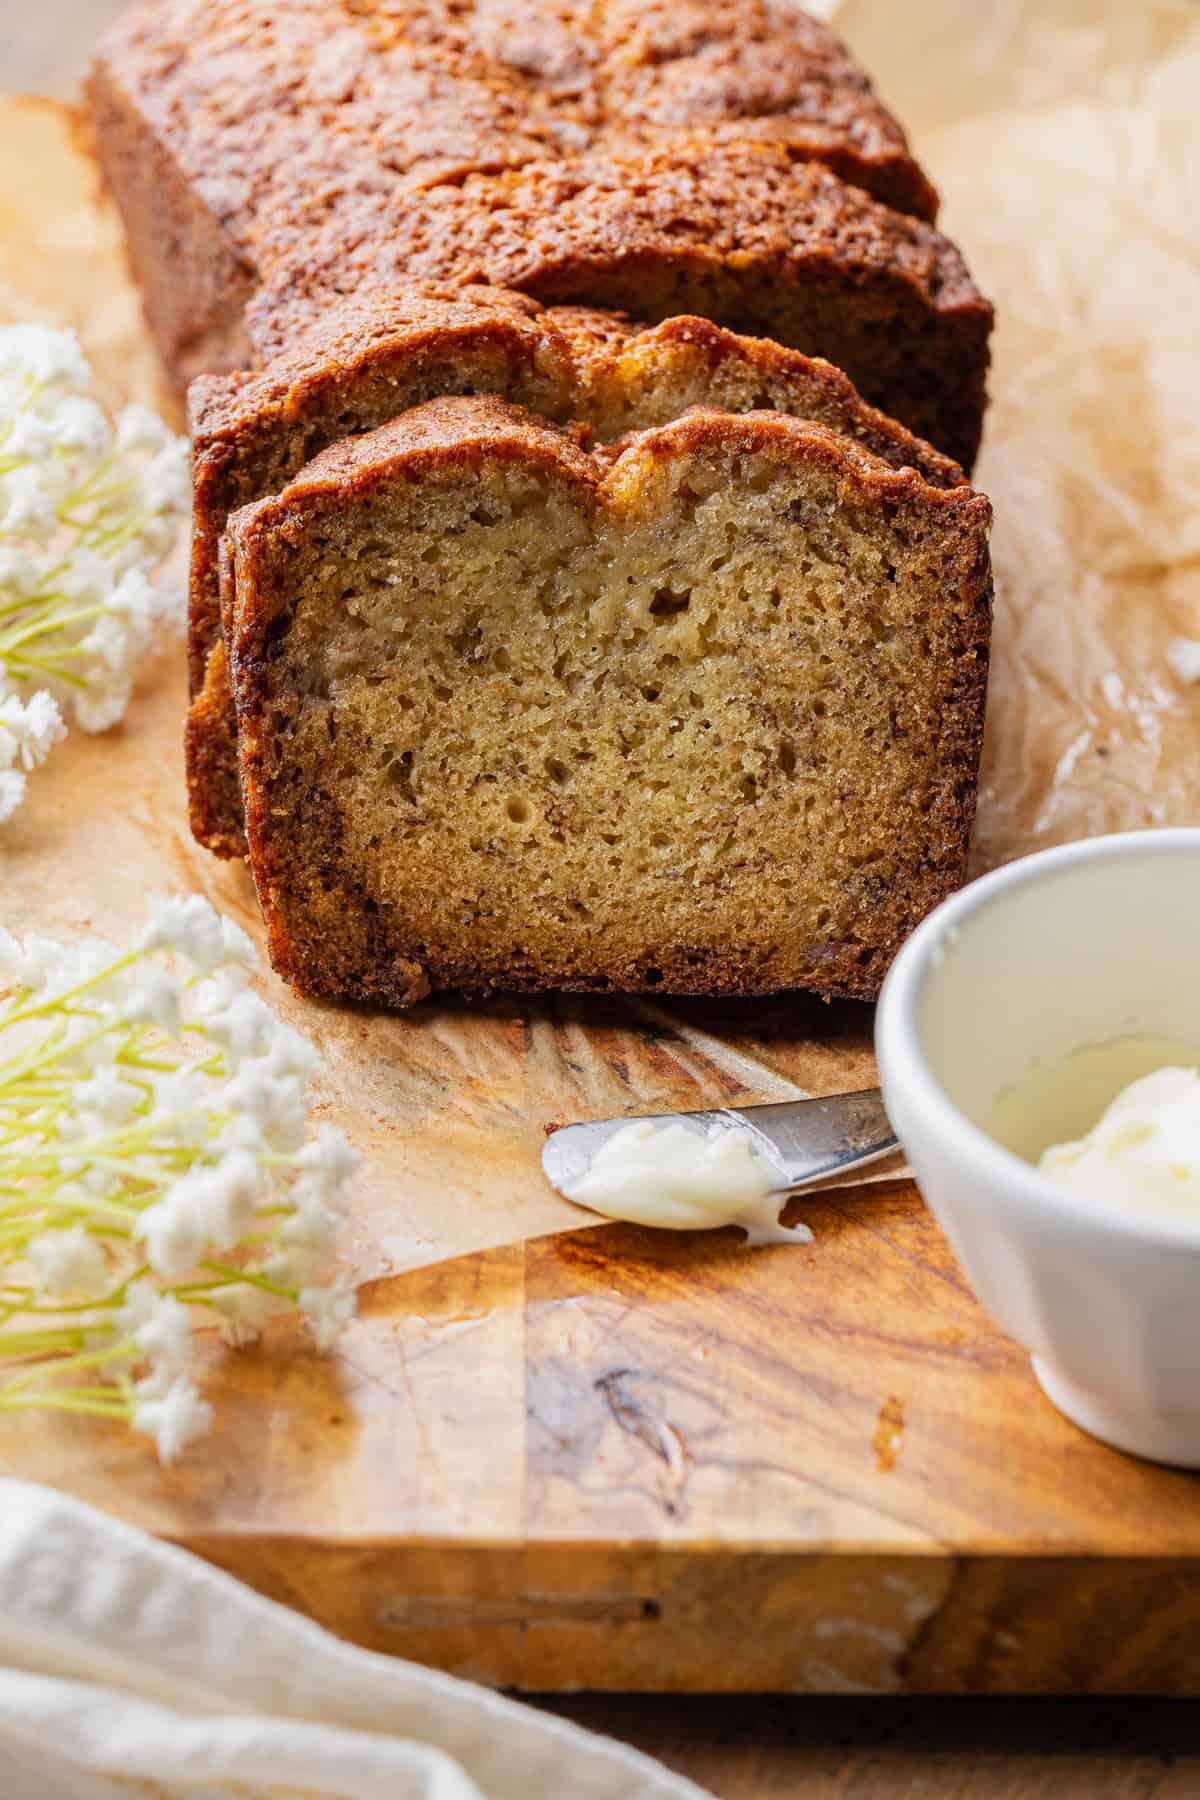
[87,0,938,383]
[226,398,992,1006]
[247,143,990,469]
[88,4,986,437]
[186,289,966,856]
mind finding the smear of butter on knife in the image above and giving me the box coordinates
[560,1118,813,1245]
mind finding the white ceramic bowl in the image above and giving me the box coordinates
[876,828,1200,1466]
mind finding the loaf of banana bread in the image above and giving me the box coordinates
[226,398,992,1005]
[87,2,988,449]
[187,287,967,856]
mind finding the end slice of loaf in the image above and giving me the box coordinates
[226,397,992,1007]
[186,288,967,856]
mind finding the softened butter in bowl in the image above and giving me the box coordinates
[876,829,1200,1466]
[990,1036,1200,1205]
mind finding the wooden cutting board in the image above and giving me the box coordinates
[3,98,1200,1698]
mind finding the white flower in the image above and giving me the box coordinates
[219,1061,307,1153]
[141,440,191,515]
[133,1375,213,1464]
[26,1226,108,1298]
[135,1188,208,1279]
[0,324,91,390]
[35,936,123,1007]
[133,1294,194,1372]
[0,929,64,991]
[0,898,358,1458]
[76,1063,141,1126]
[115,403,174,456]
[73,676,133,735]
[130,1362,175,1403]
[263,1245,326,1289]
[0,330,187,800]
[0,769,25,822]
[51,395,112,457]
[294,1124,361,1203]
[140,895,257,974]
[80,1163,121,1200]
[116,1276,159,1337]
[281,1185,337,1252]
[110,565,184,635]
[57,546,115,607]
[260,1023,320,1080]
[78,612,129,673]
[0,691,66,771]
[0,465,57,533]
[4,410,58,461]
[0,545,41,594]
[210,1281,282,1348]
[1168,637,1200,685]
[299,1274,357,1351]
[147,1068,209,1142]
[200,987,277,1065]
[199,1149,262,1247]
[123,967,183,1036]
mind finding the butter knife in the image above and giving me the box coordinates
[542,1086,898,1197]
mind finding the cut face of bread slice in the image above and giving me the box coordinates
[227,398,992,1007]
[186,290,966,856]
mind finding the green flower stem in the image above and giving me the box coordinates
[0,1391,130,1418]
[200,1259,298,1301]
[0,1326,93,1357]
[2,951,142,1028]
[0,1340,138,1396]
[0,601,112,653]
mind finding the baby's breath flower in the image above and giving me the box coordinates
[135,1185,210,1280]
[0,691,66,770]
[140,895,258,974]
[133,1295,193,1373]
[115,403,173,457]
[76,1064,140,1126]
[26,1226,108,1299]
[133,1376,213,1465]
[299,1274,358,1352]
[0,324,91,390]
[0,769,27,822]
[296,1123,363,1200]
[211,1281,282,1349]
[0,324,188,822]
[0,898,360,1461]
[123,966,184,1036]
[281,1188,338,1252]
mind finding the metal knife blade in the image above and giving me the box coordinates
[542,1087,898,1197]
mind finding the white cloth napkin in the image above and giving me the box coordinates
[0,1479,711,1800]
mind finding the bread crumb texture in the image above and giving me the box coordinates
[229,401,992,1004]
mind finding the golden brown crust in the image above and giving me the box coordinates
[87,2,980,441]
[85,55,255,384]
[184,292,969,858]
[246,141,990,467]
[228,398,992,1007]
[91,0,936,291]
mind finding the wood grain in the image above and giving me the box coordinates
[9,1187,1200,1693]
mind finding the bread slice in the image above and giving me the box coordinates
[249,143,990,469]
[186,289,967,855]
[226,397,992,1006]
